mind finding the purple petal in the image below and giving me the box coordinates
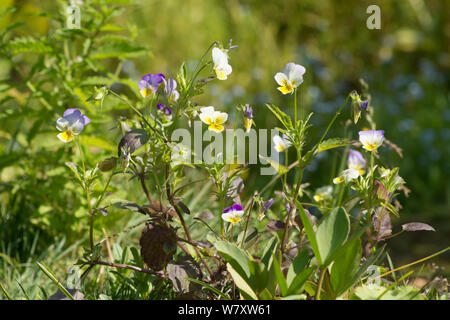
[149,73,165,86]
[81,115,90,125]
[164,106,172,115]
[263,198,274,211]
[359,100,369,110]
[222,206,233,214]
[138,79,149,90]
[157,104,165,111]
[63,108,81,118]
[244,104,253,119]
[232,203,243,211]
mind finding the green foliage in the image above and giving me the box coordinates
[0,0,447,301]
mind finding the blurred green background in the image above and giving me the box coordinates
[1,0,449,278]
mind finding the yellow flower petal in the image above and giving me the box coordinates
[57,130,74,143]
[140,88,153,98]
[208,123,224,132]
[277,85,293,95]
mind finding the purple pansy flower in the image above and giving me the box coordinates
[164,78,180,103]
[222,203,244,224]
[56,108,90,143]
[157,103,172,116]
[138,73,165,98]
[347,149,366,174]
[243,104,253,132]
[359,100,369,110]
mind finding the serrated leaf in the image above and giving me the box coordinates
[266,104,293,130]
[91,42,148,59]
[317,138,351,153]
[4,37,52,54]
[259,155,288,175]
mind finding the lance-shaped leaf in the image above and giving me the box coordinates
[316,207,350,266]
[266,104,293,130]
[317,138,352,154]
[259,155,288,176]
[402,222,435,232]
[118,129,149,157]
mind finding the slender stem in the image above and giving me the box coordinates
[294,88,298,124]
[76,138,86,174]
[87,190,94,251]
[108,89,167,142]
[87,260,164,277]
[165,164,214,278]
[317,95,350,146]
[139,173,152,204]
[240,194,256,248]
[370,151,374,207]
[374,246,450,280]
[281,164,304,254]
[315,268,327,300]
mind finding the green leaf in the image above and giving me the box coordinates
[80,135,116,151]
[330,237,362,296]
[215,241,251,280]
[286,267,315,296]
[266,104,293,130]
[353,284,425,300]
[297,204,322,265]
[91,42,148,59]
[286,249,310,286]
[272,254,288,296]
[317,138,352,153]
[316,207,350,266]
[36,262,74,300]
[185,278,231,300]
[4,37,52,54]
[227,263,258,300]
[259,155,288,176]
[260,237,278,268]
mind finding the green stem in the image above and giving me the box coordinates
[294,88,298,124]
[317,95,350,146]
[370,151,374,207]
[240,195,256,248]
[315,268,327,300]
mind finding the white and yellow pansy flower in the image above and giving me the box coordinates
[359,130,385,151]
[212,47,232,80]
[274,62,306,95]
[273,134,292,152]
[199,106,228,133]
[56,108,90,143]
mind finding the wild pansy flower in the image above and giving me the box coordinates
[222,203,244,224]
[350,91,369,123]
[359,130,385,151]
[313,185,333,202]
[164,78,179,103]
[258,198,274,221]
[273,134,292,152]
[212,47,232,80]
[56,108,90,143]
[199,106,228,133]
[138,73,165,98]
[333,168,360,184]
[274,63,306,95]
[243,104,253,132]
[348,149,366,175]
[157,103,172,116]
